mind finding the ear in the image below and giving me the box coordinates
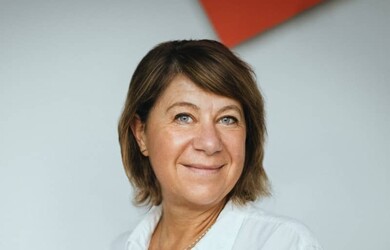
[130,115,149,156]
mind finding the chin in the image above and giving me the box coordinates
[181,189,228,208]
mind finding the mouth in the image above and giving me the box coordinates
[182,164,225,175]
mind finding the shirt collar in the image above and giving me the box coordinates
[126,205,162,248]
[194,201,245,249]
[126,201,246,249]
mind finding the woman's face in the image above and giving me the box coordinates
[133,75,246,208]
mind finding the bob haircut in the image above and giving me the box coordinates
[118,39,270,206]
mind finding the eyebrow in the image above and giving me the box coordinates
[217,105,244,118]
[166,102,243,118]
[165,102,199,114]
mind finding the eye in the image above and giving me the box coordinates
[174,113,193,124]
[219,116,238,125]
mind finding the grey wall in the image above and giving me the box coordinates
[1,0,389,249]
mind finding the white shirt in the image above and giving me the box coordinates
[120,201,323,250]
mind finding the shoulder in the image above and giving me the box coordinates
[227,202,323,250]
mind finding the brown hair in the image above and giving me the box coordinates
[118,39,270,206]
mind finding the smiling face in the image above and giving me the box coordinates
[132,74,246,208]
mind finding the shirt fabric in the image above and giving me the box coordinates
[124,201,323,250]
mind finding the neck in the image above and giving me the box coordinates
[149,199,226,250]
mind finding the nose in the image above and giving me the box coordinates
[192,122,222,155]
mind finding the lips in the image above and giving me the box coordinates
[182,164,224,175]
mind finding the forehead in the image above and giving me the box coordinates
[154,74,243,110]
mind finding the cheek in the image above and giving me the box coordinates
[223,130,246,161]
[145,128,191,168]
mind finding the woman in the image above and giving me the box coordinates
[117,40,322,250]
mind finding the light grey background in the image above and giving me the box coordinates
[1,0,389,249]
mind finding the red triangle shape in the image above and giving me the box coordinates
[200,0,323,47]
